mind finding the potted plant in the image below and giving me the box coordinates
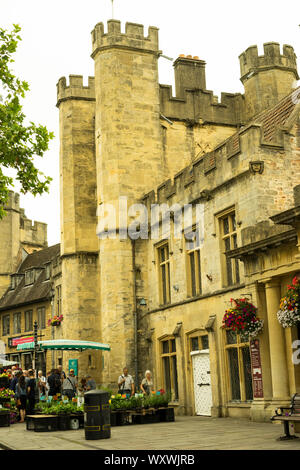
[277,276,300,327]
[0,373,10,389]
[0,408,10,427]
[222,298,263,338]
[0,388,15,405]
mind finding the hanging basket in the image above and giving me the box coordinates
[277,276,300,328]
[48,315,63,327]
[222,298,264,339]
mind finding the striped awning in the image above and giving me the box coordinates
[17,339,110,352]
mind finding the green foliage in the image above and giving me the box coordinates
[0,24,53,218]
[35,400,83,415]
[110,393,171,412]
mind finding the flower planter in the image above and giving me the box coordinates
[0,377,9,389]
[26,415,59,432]
[110,411,117,427]
[132,411,160,425]
[0,411,10,427]
[157,407,175,422]
[70,413,84,429]
[57,414,71,430]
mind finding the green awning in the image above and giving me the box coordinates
[17,339,110,352]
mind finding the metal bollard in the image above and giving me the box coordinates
[84,390,111,440]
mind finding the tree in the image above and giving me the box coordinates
[0,24,53,218]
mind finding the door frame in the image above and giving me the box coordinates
[191,349,212,416]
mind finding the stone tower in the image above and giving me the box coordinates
[91,20,164,386]
[0,193,21,297]
[239,43,298,120]
[0,192,48,297]
[56,76,102,379]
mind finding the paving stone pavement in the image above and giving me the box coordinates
[0,416,300,450]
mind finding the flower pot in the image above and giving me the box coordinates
[157,407,175,422]
[0,411,10,427]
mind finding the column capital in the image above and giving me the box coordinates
[263,278,281,289]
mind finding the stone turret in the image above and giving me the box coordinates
[91,20,164,386]
[239,43,299,120]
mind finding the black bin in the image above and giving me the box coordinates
[84,390,111,440]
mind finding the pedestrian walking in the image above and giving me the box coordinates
[140,370,153,396]
[118,367,134,396]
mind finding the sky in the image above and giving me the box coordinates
[1,0,300,246]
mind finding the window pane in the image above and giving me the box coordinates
[235,260,240,284]
[171,339,176,352]
[226,257,233,285]
[161,264,167,304]
[226,330,237,345]
[172,356,179,400]
[190,252,196,296]
[228,348,241,400]
[242,347,253,401]
[223,217,229,235]
[191,337,199,351]
[163,356,171,394]
[160,247,165,263]
[162,341,169,354]
[197,250,202,294]
[201,335,209,350]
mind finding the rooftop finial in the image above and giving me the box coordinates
[111,0,114,19]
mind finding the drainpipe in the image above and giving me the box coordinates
[132,240,138,392]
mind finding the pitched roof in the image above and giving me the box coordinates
[254,87,300,142]
[0,244,60,311]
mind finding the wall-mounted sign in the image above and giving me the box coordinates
[250,339,264,398]
[8,336,34,348]
[69,359,78,376]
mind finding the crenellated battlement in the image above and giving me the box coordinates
[239,43,298,82]
[56,75,95,107]
[91,20,159,58]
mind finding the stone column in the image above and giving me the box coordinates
[265,279,290,401]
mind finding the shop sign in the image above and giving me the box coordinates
[8,336,34,348]
[250,339,264,398]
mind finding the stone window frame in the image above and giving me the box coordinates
[223,328,253,403]
[216,206,241,288]
[160,336,179,401]
[156,240,171,306]
[185,226,202,298]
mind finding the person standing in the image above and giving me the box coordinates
[26,370,36,415]
[118,367,134,396]
[47,369,61,396]
[62,369,77,399]
[86,375,96,391]
[16,373,27,423]
[140,370,154,396]
[37,370,47,399]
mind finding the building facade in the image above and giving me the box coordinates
[1,19,300,421]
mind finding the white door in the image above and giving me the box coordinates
[192,350,212,416]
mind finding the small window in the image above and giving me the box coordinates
[157,243,171,305]
[186,229,202,297]
[161,337,179,400]
[218,210,240,287]
[25,270,34,286]
[10,276,15,290]
[190,334,209,352]
[37,307,46,329]
[13,313,21,334]
[2,315,10,336]
[25,310,33,332]
[45,264,51,280]
[225,330,253,402]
